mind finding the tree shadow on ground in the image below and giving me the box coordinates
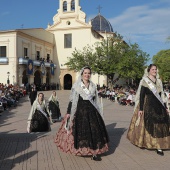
[0,132,49,169]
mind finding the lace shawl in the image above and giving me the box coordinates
[65,67,103,131]
[134,67,165,111]
[48,92,59,105]
[28,97,47,122]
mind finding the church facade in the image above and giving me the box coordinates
[0,0,125,89]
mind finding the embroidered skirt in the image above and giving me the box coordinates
[127,105,170,149]
[49,101,61,120]
[55,98,109,155]
[30,110,50,132]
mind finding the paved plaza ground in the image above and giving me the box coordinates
[0,90,170,170]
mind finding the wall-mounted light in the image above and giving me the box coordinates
[7,72,10,84]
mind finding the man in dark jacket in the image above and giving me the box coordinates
[29,87,37,105]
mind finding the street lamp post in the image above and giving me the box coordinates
[13,75,15,85]
[7,72,10,84]
[98,74,100,85]
[106,36,109,87]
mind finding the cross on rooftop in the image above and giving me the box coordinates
[97,5,102,14]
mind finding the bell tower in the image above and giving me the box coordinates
[47,0,86,28]
[59,0,79,13]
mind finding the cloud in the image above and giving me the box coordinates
[109,4,170,44]
[159,0,170,4]
[0,11,10,17]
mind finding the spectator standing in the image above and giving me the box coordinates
[29,87,37,105]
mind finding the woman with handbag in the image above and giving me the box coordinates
[27,92,51,133]
[127,64,170,156]
[55,66,109,161]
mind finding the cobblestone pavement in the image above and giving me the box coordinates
[0,90,170,170]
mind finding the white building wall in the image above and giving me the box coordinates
[0,30,55,85]
[0,32,17,84]
[16,31,54,85]
[52,28,98,68]
[20,29,54,44]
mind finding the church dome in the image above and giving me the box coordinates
[91,14,113,33]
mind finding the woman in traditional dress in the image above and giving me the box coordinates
[48,91,62,123]
[55,66,109,161]
[27,92,51,133]
[127,64,170,156]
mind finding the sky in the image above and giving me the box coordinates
[0,0,170,63]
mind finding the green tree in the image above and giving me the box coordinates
[93,38,149,85]
[65,45,96,72]
[152,49,170,82]
[93,37,122,75]
[116,43,149,79]
[65,33,149,86]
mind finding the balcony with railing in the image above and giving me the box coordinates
[0,57,9,64]
[18,56,56,68]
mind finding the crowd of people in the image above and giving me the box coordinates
[0,83,26,113]
[26,64,170,161]
[1,64,170,162]
[25,82,59,92]
[98,85,136,106]
[97,83,170,108]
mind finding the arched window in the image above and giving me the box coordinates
[63,1,67,12]
[71,0,75,11]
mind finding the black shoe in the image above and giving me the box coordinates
[91,155,102,161]
[156,149,164,156]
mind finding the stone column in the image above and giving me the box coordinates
[50,75,54,83]
[29,75,34,84]
[42,76,47,84]
[59,75,63,90]
[18,75,23,86]
[67,0,71,12]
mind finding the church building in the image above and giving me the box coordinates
[0,0,123,89]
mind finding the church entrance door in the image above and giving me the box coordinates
[64,74,72,90]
